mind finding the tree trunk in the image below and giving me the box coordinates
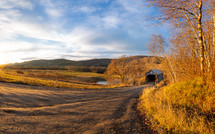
[212,9,215,78]
[197,0,205,74]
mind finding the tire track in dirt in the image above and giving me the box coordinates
[0,82,154,134]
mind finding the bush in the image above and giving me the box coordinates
[138,77,215,133]
[17,70,24,74]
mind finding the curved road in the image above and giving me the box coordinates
[0,82,154,134]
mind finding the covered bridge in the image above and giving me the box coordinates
[145,69,163,83]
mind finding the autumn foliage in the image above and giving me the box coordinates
[139,0,215,133]
[105,56,161,86]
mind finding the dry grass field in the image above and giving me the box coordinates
[0,69,111,89]
[138,77,215,133]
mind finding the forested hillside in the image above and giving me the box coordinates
[3,56,157,70]
[4,58,112,69]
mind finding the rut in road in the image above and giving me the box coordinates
[0,82,155,134]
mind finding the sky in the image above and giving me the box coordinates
[0,0,168,64]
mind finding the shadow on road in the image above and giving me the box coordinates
[0,82,155,134]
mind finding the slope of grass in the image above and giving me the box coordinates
[4,69,105,82]
[0,69,111,89]
[138,77,215,133]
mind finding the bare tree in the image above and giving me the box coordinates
[148,34,177,82]
[147,0,206,74]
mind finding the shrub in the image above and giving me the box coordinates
[16,70,24,74]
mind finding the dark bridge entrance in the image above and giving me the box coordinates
[146,74,156,82]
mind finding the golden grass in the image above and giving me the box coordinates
[0,69,114,89]
[4,69,105,79]
[138,77,215,133]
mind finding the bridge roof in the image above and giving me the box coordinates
[146,69,163,75]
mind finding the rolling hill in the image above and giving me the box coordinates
[4,55,160,70]
[4,58,112,69]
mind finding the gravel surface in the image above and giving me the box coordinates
[0,82,155,134]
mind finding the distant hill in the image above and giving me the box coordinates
[4,58,112,69]
[4,56,160,70]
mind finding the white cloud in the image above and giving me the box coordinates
[0,0,33,10]
[0,9,126,64]
[86,14,121,29]
[45,8,63,18]
[0,9,23,39]
[0,39,67,64]
[117,0,142,13]
[0,0,158,64]
[39,0,64,18]
[102,15,120,28]
[0,9,21,21]
[79,6,96,13]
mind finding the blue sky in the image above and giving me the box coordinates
[0,0,168,64]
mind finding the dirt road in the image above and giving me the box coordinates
[0,82,153,134]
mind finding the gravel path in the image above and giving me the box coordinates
[0,82,154,134]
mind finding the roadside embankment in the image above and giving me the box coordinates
[138,77,215,133]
